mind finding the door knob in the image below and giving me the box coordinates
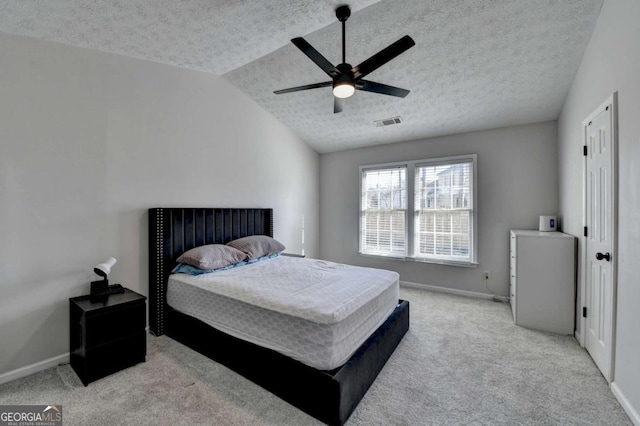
[596,252,611,261]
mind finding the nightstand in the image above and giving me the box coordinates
[70,288,147,385]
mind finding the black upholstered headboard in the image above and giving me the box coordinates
[148,208,273,336]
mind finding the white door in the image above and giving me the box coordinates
[584,95,617,383]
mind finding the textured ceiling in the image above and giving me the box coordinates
[0,0,379,74]
[0,0,603,153]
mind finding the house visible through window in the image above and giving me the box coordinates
[360,155,477,265]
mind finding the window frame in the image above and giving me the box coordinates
[359,154,478,267]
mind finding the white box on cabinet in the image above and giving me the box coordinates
[509,230,576,334]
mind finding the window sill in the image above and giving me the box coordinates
[359,253,478,268]
[281,253,305,258]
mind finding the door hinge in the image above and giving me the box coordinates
[583,145,588,156]
[583,307,587,318]
[584,226,588,237]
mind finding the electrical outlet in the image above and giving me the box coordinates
[483,271,490,280]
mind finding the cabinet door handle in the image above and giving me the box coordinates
[595,252,611,261]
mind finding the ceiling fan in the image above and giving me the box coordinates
[274,5,415,113]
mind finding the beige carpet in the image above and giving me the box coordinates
[0,287,631,425]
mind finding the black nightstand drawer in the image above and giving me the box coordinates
[79,333,146,385]
[85,303,145,347]
[70,288,147,386]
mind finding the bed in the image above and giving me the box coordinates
[148,208,409,425]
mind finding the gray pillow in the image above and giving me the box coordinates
[176,244,247,270]
[226,235,285,259]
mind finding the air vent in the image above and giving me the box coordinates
[374,116,402,127]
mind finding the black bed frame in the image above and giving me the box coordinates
[148,208,409,426]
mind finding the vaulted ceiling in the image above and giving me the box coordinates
[0,0,603,153]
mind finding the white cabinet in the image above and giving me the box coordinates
[509,230,576,334]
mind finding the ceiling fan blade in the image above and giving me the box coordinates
[274,81,332,95]
[357,80,410,98]
[351,35,415,79]
[334,97,344,114]
[291,38,340,78]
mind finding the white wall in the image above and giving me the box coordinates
[320,121,558,296]
[0,33,319,375]
[558,0,640,421]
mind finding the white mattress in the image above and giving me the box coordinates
[167,256,399,370]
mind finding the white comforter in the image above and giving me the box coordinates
[170,256,398,324]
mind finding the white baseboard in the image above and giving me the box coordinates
[574,330,584,347]
[611,382,640,426]
[0,353,70,386]
[400,281,509,302]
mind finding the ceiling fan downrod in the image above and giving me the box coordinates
[336,5,351,64]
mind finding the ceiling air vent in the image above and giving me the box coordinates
[374,116,402,127]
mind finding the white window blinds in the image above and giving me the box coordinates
[415,159,473,262]
[360,166,407,256]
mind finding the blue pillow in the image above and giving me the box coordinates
[172,252,280,276]
[246,252,281,264]
[171,260,247,276]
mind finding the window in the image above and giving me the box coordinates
[414,160,473,262]
[360,155,477,265]
[360,167,407,256]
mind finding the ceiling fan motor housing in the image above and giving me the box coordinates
[335,63,353,80]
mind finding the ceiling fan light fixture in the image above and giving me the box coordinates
[333,81,355,98]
